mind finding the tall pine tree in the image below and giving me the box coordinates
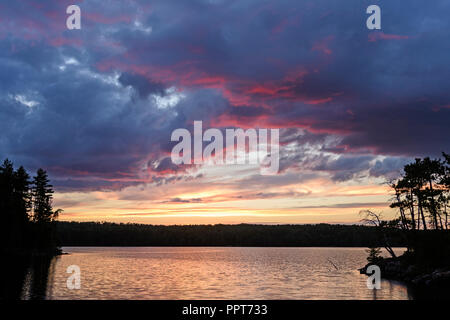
[13,166,32,224]
[32,169,56,223]
[0,159,15,248]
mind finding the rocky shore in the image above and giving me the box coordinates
[360,256,450,290]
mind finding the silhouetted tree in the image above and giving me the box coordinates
[13,166,32,224]
[0,159,15,249]
[363,153,450,269]
[32,169,56,223]
[1,159,61,254]
[360,210,397,258]
[441,152,450,229]
[390,155,449,231]
[366,247,382,264]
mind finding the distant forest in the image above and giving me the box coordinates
[55,222,408,247]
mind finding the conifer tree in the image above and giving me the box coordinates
[32,169,55,223]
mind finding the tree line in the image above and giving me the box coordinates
[0,159,60,254]
[55,222,407,247]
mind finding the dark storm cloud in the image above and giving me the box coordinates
[312,155,375,182]
[118,73,166,98]
[0,0,449,191]
[369,157,410,180]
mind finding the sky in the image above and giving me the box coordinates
[0,0,449,224]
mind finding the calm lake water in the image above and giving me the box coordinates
[23,247,413,300]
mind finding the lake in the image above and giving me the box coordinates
[21,247,413,300]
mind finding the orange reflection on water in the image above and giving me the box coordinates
[40,247,411,300]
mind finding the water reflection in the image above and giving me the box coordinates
[48,247,413,300]
[1,248,444,300]
[1,254,57,300]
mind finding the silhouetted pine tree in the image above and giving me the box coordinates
[13,166,32,224]
[32,169,56,223]
[11,166,32,248]
[366,153,450,268]
[1,160,61,254]
[390,155,449,231]
[0,159,15,249]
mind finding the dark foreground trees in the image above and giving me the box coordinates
[390,153,449,231]
[0,159,60,255]
[362,153,450,272]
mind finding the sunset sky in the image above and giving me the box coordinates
[1,0,449,224]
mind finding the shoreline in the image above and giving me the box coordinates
[359,257,450,295]
[1,247,64,258]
